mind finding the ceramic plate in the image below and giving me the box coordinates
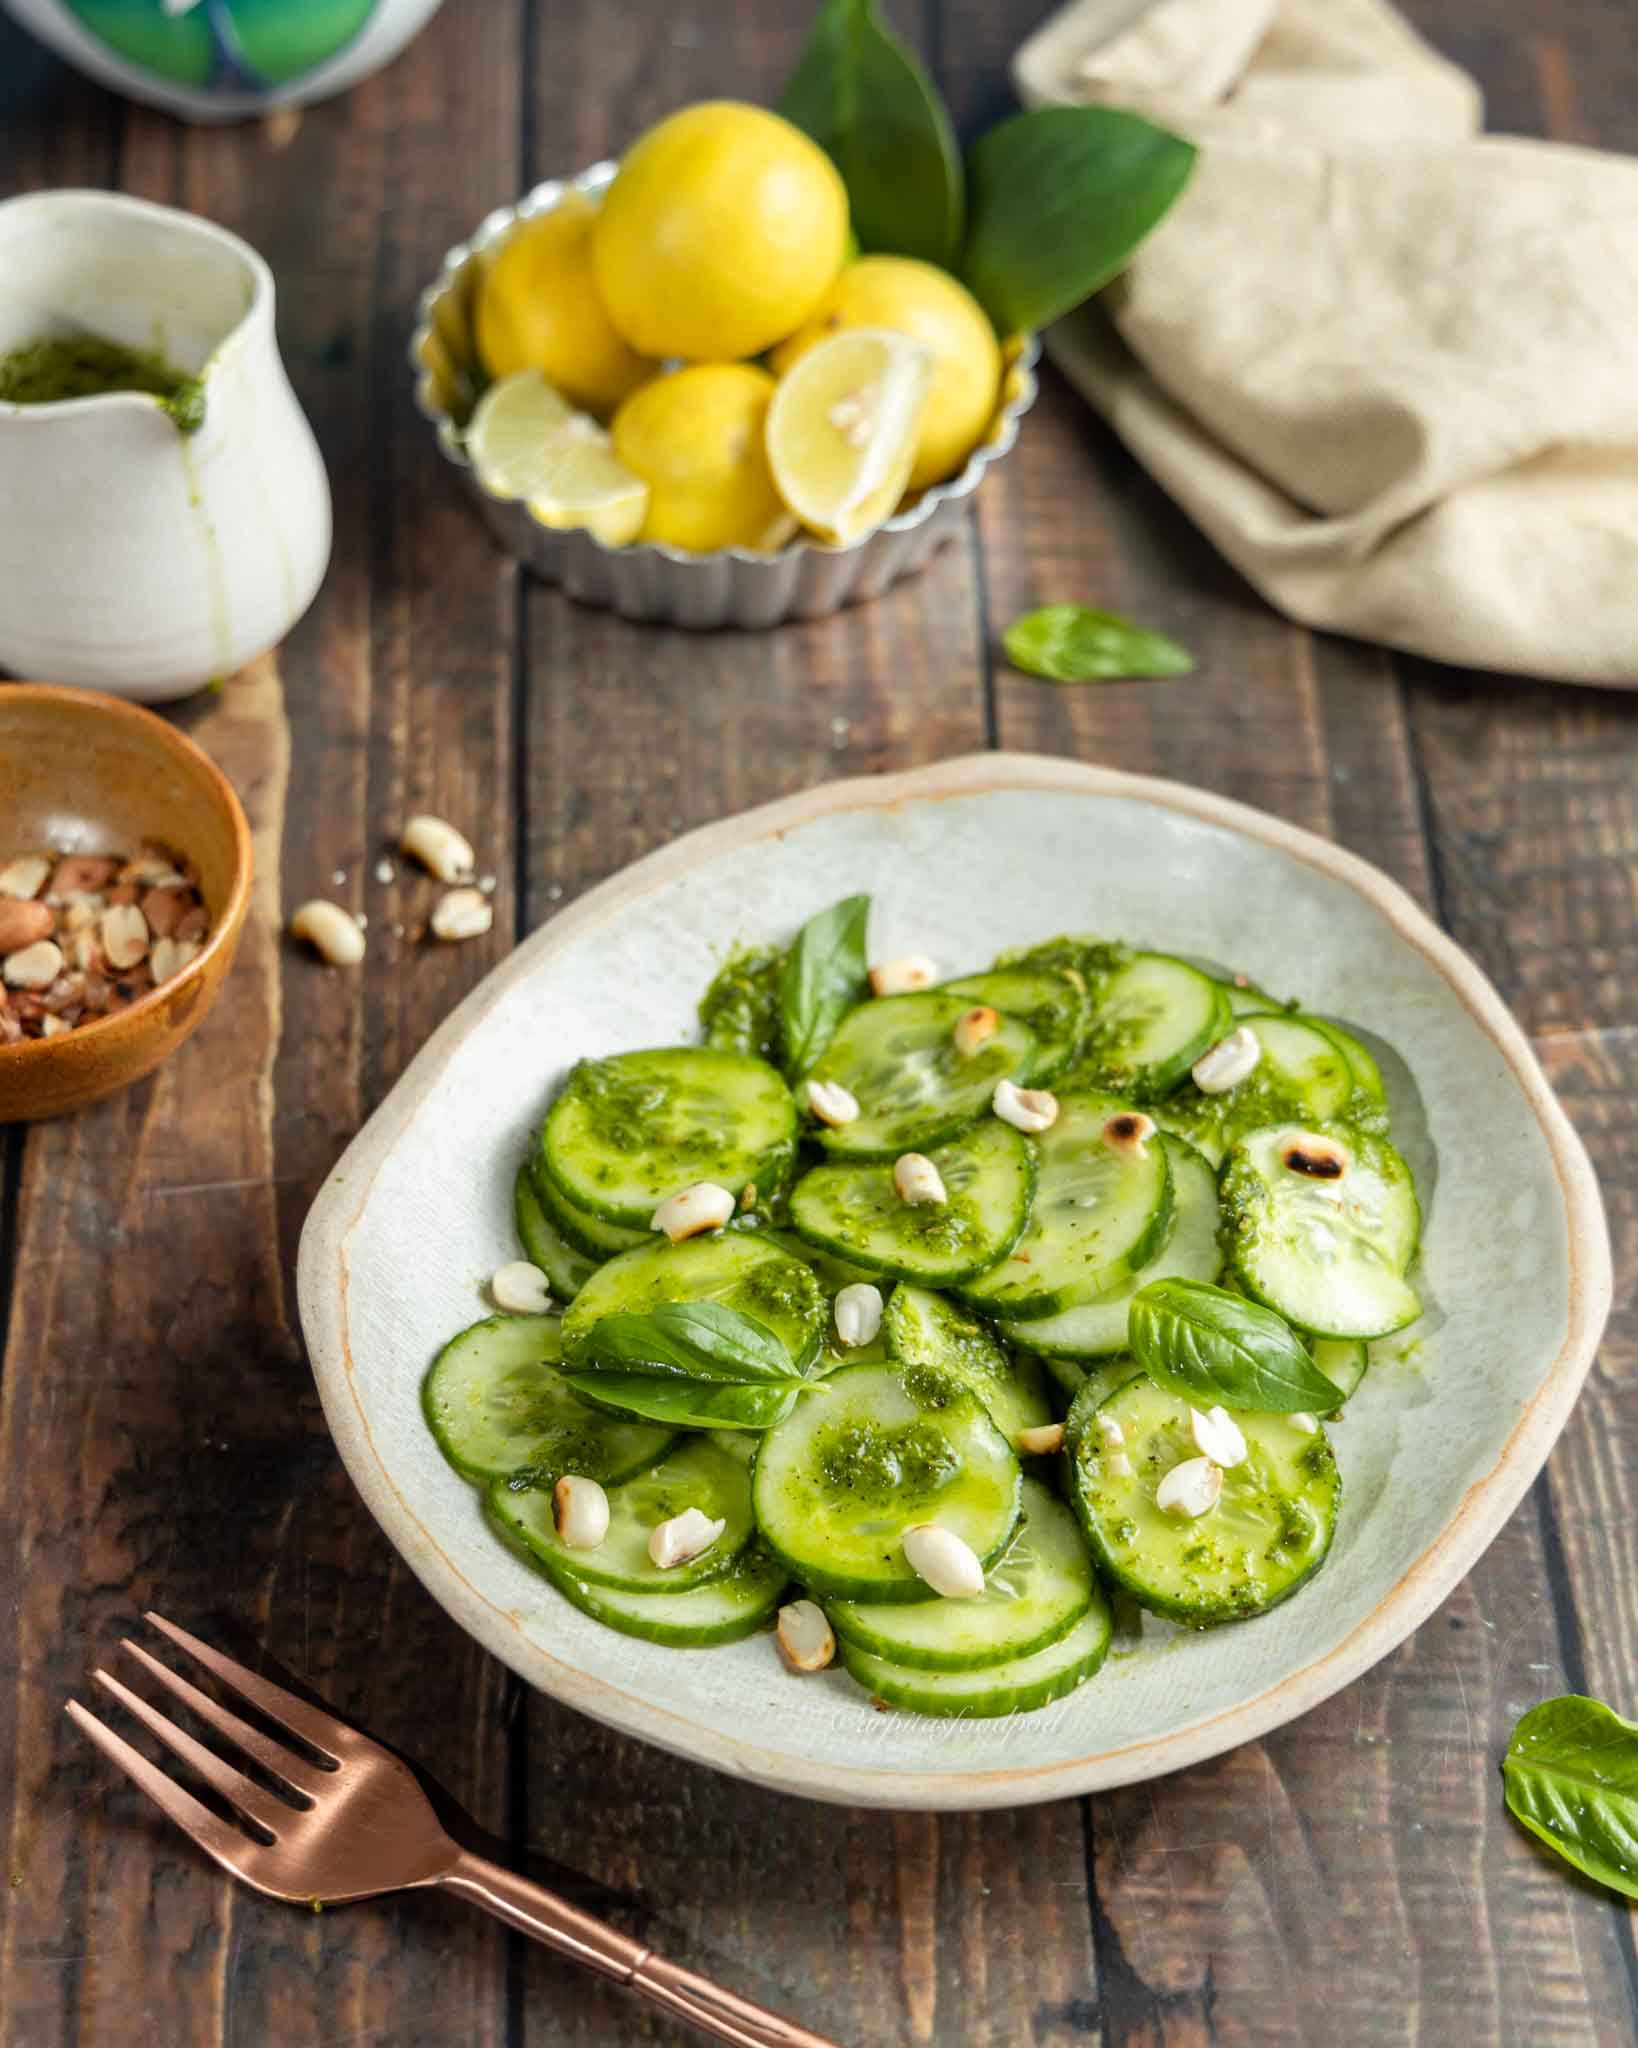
[297,754,1610,1809]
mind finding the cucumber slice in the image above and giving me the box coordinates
[1313,1337,1368,1410]
[1040,1352,1090,1403]
[1221,1122,1421,1339]
[541,1542,788,1646]
[1307,1017,1388,1105]
[882,1283,1053,1443]
[806,991,1037,1159]
[1061,1358,1147,1451]
[561,1231,826,1372]
[423,1315,674,1484]
[514,1165,598,1301]
[543,1048,797,1226]
[1222,979,1288,1019]
[1152,1012,1385,1166]
[751,1362,1022,1603]
[959,1092,1174,1321]
[828,1479,1093,1671]
[1067,1373,1341,1624]
[531,1155,648,1258]
[1075,953,1230,1100]
[789,1119,1034,1287]
[838,1593,1112,1717]
[491,1436,755,1593]
[1017,1136,1221,1359]
[939,969,1087,1085]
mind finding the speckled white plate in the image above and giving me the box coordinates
[297,754,1610,1810]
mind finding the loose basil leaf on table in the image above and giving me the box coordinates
[779,0,964,268]
[1004,604,1194,683]
[1502,1696,1638,1900]
[1128,1279,1344,1413]
[780,892,871,1075]
[962,106,1197,336]
[565,1370,800,1433]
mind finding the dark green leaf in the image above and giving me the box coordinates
[570,1301,804,1385]
[962,106,1196,335]
[1503,1696,1638,1900]
[565,1372,800,1433]
[779,0,963,268]
[1003,604,1194,683]
[1128,1280,1343,1413]
[779,893,871,1076]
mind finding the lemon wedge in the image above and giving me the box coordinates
[765,328,934,545]
[466,370,648,547]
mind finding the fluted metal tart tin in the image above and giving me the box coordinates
[410,163,1039,629]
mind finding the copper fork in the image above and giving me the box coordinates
[67,1612,838,2048]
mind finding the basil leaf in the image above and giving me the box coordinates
[570,1301,804,1385]
[1004,604,1194,683]
[779,893,870,1076]
[565,1372,799,1433]
[962,106,1196,335]
[779,0,963,269]
[1128,1280,1343,1413]
[1503,1697,1638,1900]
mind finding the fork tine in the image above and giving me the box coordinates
[144,1613,346,1763]
[120,1638,330,1799]
[92,1670,297,1837]
[65,1700,255,1879]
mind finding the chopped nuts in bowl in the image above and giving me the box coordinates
[0,684,252,1123]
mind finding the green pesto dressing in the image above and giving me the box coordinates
[0,336,206,434]
[699,944,786,1065]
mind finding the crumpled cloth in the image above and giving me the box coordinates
[1013,0,1638,684]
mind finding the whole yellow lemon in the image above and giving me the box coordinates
[592,102,849,362]
[475,193,654,418]
[611,364,787,552]
[771,256,1001,492]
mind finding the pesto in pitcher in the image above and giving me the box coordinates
[0,336,205,433]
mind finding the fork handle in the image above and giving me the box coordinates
[440,1850,841,2048]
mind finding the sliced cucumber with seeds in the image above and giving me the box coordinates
[959,1092,1173,1321]
[1313,1337,1368,1409]
[422,1315,675,1484]
[882,1283,1054,1442]
[838,1593,1112,1717]
[562,1231,826,1371]
[515,1165,598,1302]
[531,1155,648,1258]
[789,1119,1034,1287]
[1153,1013,1382,1165]
[1222,1122,1421,1339]
[1018,1135,1221,1360]
[828,1479,1093,1671]
[1061,1358,1147,1451]
[1074,953,1230,1100]
[1068,1372,1340,1624]
[806,991,1036,1159]
[939,968,1087,1085]
[541,1542,788,1646]
[751,1362,1022,1603]
[543,1047,797,1226]
[491,1435,754,1594]
[1307,1017,1388,1107]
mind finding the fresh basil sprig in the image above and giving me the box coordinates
[779,893,870,1076]
[1128,1279,1344,1413]
[779,0,962,269]
[564,1301,820,1432]
[1503,1696,1638,1900]
[1004,604,1194,683]
[962,107,1197,336]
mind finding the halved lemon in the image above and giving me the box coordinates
[466,370,648,547]
[765,328,934,546]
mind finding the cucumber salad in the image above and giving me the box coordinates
[423,898,1424,1719]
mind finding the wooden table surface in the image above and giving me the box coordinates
[2,3,1636,2043]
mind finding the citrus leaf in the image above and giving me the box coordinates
[1503,1696,1638,1900]
[779,893,871,1076]
[1128,1280,1343,1413]
[962,106,1196,335]
[779,0,964,269]
[1004,604,1194,682]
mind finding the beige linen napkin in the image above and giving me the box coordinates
[1013,0,1638,685]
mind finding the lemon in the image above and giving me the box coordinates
[611,364,790,552]
[766,329,933,545]
[467,371,648,547]
[592,102,849,362]
[770,256,1002,492]
[474,193,654,419]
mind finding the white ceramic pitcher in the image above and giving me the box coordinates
[0,190,331,700]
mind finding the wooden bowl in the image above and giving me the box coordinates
[0,684,252,1122]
